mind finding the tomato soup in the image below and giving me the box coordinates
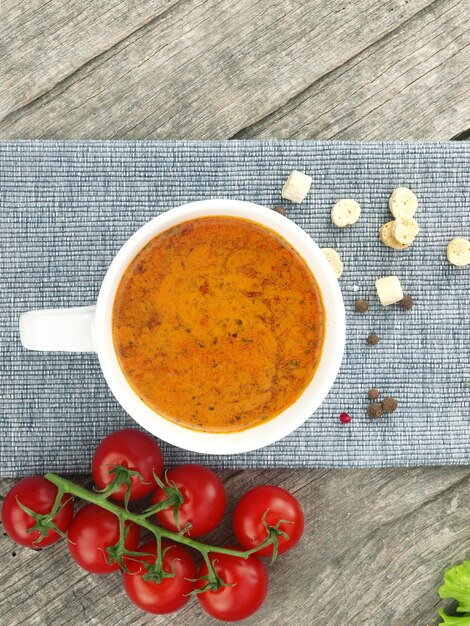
[112,217,325,432]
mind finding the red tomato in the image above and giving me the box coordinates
[151,465,226,537]
[67,504,139,574]
[197,547,268,622]
[92,429,164,502]
[2,476,74,548]
[233,485,304,557]
[123,539,197,614]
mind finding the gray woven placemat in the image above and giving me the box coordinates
[0,140,469,476]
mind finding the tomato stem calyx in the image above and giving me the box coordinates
[261,510,293,563]
[142,545,178,584]
[187,557,235,595]
[95,465,149,509]
[15,493,71,546]
[104,522,150,573]
[146,470,185,531]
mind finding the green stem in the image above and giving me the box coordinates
[45,473,272,560]
[154,532,163,571]
[49,485,65,517]
[202,551,213,569]
[117,515,126,550]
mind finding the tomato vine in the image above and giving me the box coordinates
[44,471,279,591]
[3,431,304,620]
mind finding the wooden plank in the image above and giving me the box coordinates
[0,0,439,139]
[1,467,469,625]
[236,0,470,140]
[0,0,183,118]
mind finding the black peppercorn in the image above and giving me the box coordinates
[381,397,398,413]
[367,403,383,419]
[355,299,369,313]
[400,294,413,310]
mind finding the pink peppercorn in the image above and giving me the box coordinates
[339,412,351,424]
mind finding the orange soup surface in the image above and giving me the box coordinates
[112,217,325,432]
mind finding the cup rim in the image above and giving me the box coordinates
[95,199,345,455]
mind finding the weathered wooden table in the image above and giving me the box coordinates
[1,1,469,624]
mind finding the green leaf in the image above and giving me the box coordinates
[440,562,470,612]
[439,562,470,624]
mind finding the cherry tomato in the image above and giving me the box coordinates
[92,429,164,502]
[151,464,226,537]
[123,539,197,614]
[197,547,268,622]
[233,485,304,557]
[2,476,74,549]
[67,504,139,574]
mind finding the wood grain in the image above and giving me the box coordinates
[235,0,470,140]
[0,0,182,119]
[1,468,469,625]
[0,0,451,140]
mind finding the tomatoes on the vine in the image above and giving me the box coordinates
[151,464,226,537]
[92,429,164,502]
[197,548,268,622]
[233,485,304,557]
[2,476,74,548]
[2,425,305,624]
[67,504,139,574]
[123,539,197,614]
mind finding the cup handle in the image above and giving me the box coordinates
[19,306,97,352]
